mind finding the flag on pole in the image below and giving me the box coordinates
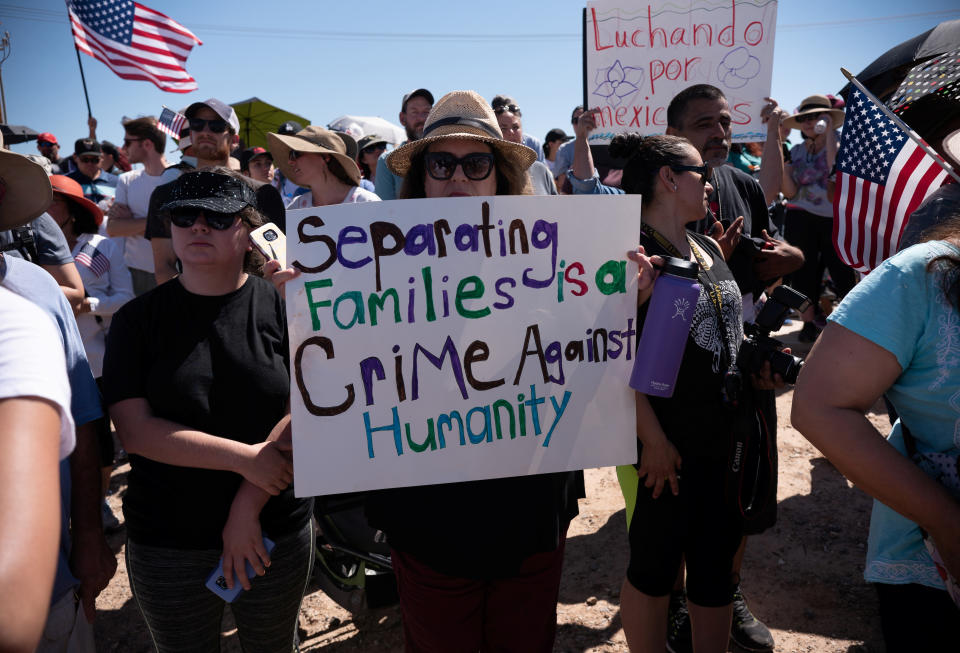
[157,107,187,139]
[67,0,202,93]
[833,88,950,273]
[75,241,111,278]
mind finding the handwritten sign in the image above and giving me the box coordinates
[585,0,778,142]
[287,195,640,496]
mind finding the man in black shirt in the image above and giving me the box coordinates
[664,84,803,653]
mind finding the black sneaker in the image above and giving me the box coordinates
[730,585,774,651]
[666,590,693,653]
[797,321,821,343]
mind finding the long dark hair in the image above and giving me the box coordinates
[399,140,532,199]
[609,133,693,206]
[921,214,960,311]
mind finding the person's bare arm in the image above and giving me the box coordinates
[758,98,786,205]
[105,203,144,237]
[87,116,97,141]
[781,161,798,199]
[754,229,804,279]
[69,421,117,623]
[0,397,62,652]
[571,108,601,181]
[792,323,960,578]
[40,261,85,315]
[151,238,178,285]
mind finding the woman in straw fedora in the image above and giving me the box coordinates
[779,94,856,342]
[359,90,583,653]
[267,126,379,210]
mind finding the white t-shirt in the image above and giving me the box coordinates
[115,167,170,272]
[285,185,381,210]
[0,286,74,459]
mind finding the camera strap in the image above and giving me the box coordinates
[689,236,736,371]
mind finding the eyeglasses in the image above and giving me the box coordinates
[169,207,238,230]
[361,143,386,155]
[288,150,308,161]
[38,141,56,148]
[123,137,145,147]
[493,103,521,115]
[189,118,229,134]
[670,163,712,185]
[79,155,100,164]
[424,152,495,181]
[795,113,820,124]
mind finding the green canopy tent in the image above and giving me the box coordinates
[230,97,309,149]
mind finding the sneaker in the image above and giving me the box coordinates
[797,321,821,343]
[666,590,693,653]
[101,499,121,533]
[730,585,774,651]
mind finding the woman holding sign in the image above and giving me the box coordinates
[617,133,763,653]
[362,90,583,652]
[102,168,313,652]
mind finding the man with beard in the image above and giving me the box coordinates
[373,88,433,200]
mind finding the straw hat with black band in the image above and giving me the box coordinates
[783,94,845,131]
[267,126,362,186]
[387,90,536,177]
[0,131,53,230]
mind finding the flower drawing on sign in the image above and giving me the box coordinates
[672,297,691,320]
[593,60,645,108]
[717,47,761,90]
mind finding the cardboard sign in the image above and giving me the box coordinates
[585,0,778,142]
[287,195,641,496]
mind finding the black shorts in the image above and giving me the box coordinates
[626,453,742,607]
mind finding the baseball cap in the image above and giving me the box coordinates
[74,138,102,157]
[277,120,303,136]
[184,98,240,133]
[402,88,434,113]
[239,146,273,171]
[37,132,58,145]
[545,128,572,144]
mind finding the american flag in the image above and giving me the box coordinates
[67,0,202,93]
[833,88,950,273]
[75,241,111,278]
[157,107,187,139]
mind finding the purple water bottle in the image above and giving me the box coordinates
[629,256,701,398]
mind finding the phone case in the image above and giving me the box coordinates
[249,223,287,268]
[204,536,276,603]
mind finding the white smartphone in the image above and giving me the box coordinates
[249,223,287,268]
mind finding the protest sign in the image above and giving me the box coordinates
[287,195,640,497]
[584,0,778,143]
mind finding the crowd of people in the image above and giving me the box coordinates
[1,77,958,653]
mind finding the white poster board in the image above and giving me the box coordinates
[585,0,778,142]
[287,195,640,497]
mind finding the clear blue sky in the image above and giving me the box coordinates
[2,1,959,159]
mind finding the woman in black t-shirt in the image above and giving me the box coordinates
[102,169,311,652]
[613,134,745,653]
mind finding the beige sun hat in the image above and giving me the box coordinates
[0,131,53,230]
[783,95,846,131]
[387,90,537,177]
[267,125,362,186]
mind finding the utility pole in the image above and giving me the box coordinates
[0,30,10,125]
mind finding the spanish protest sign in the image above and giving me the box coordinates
[287,195,640,496]
[585,0,778,143]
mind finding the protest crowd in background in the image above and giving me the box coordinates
[3,8,960,653]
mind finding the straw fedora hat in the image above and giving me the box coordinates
[387,90,537,177]
[783,95,845,131]
[49,175,104,226]
[267,126,362,186]
[0,131,53,230]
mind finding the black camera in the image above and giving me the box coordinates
[736,285,811,386]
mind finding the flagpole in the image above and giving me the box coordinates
[841,67,960,185]
[74,47,93,118]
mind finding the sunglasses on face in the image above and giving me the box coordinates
[424,152,495,181]
[38,141,56,148]
[670,163,712,185]
[169,207,239,230]
[189,118,229,134]
[79,156,100,164]
[493,104,521,115]
[361,143,386,155]
[123,137,145,147]
[288,150,307,161]
[796,113,821,124]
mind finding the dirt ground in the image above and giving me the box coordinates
[93,321,887,652]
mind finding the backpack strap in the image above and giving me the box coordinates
[0,225,39,263]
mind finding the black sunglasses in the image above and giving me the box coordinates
[670,163,712,185]
[493,103,521,115]
[424,152,495,181]
[189,118,229,134]
[795,113,821,124]
[361,143,386,155]
[79,155,100,164]
[169,207,239,230]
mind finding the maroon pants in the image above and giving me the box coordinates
[390,537,567,653]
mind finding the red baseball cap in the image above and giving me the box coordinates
[38,132,59,145]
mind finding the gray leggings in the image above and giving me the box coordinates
[125,522,313,653]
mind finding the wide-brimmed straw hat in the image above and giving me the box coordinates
[49,175,103,226]
[783,95,845,131]
[387,90,537,177]
[267,126,362,186]
[0,131,53,230]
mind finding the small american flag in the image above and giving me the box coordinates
[833,88,950,273]
[158,107,187,139]
[67,0,202,93]
[75,241,111,278]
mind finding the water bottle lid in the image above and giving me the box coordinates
[659,256,700,279]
